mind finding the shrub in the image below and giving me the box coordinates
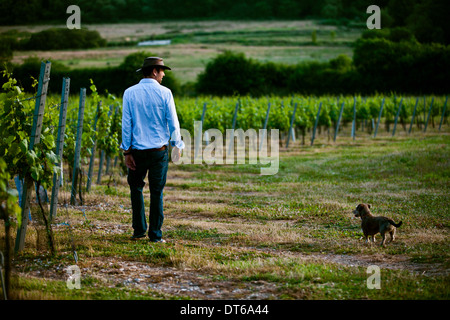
[196,51,263,96]
[360,27,417,43]
[0,34,16,62]
[23,28,107,50]
[353,38,450,94]
[196,51,294,96]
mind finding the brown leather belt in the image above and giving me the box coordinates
[146,145,167,152]
[132,145,167,154]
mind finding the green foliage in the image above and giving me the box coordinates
[196,51,361,96]
[6,36,448,98]
[0,70,59,190]
[197,36,450,96]
[0,34,15,62]
[311,30,317,44]
[175,94,448,140]
[0,157,21,224]
[360,27,418,43]
[9,57,69,95]
[387,0,450,45]
[193,20,448,96]
[196,51,265,96]
[63,80,120,172]
[353,37,450,94]
[93,81,120,158]
[328,54,352,72]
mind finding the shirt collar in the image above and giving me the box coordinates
[140,78,159,84]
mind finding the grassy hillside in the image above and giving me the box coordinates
[3,20,362,85]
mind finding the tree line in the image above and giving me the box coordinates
[0,0,380,24]
[1,0,449,46]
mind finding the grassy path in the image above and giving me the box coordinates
[8,133,450,299]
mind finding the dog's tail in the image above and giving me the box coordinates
[389,220,402,228]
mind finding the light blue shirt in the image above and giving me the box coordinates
[120,78,185,151]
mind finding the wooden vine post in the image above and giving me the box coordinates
[259,102,271,151]
[285,102,297,148]
[392,98,403,136]
[438,96,448,131]
[105,105,118,174]
[200,102,208,147]
[97,105,113,184]
[408,98,419,134]
[311,102,322,146]
[192,102,208,163]
[334,102,345,142]
[86,101,102,192]
[423,97,434,132]
[227,102,240,156]
[374,97,385,138]
[15,61,51,253]
[351,96,356,140]
[70,88,86,205]
[49,77,70,221]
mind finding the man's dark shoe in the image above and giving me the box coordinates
[131,234,147,240]
[151,239,166,243]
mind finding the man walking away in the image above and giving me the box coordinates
[120,57,184,243]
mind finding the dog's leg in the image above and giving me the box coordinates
[389,229,395,243]
[380,233,386,247]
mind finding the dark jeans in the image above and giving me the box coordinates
[127,148,169,241]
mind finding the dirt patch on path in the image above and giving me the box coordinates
[17,256,280,300]
[88,258,280,299]
[15,247,447,300]
[317,253,449,277]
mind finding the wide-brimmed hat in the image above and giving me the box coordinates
[136,57,171,72]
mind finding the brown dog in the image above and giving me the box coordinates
[353,203,402,246]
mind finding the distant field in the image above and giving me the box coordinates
[5,20,362,85]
